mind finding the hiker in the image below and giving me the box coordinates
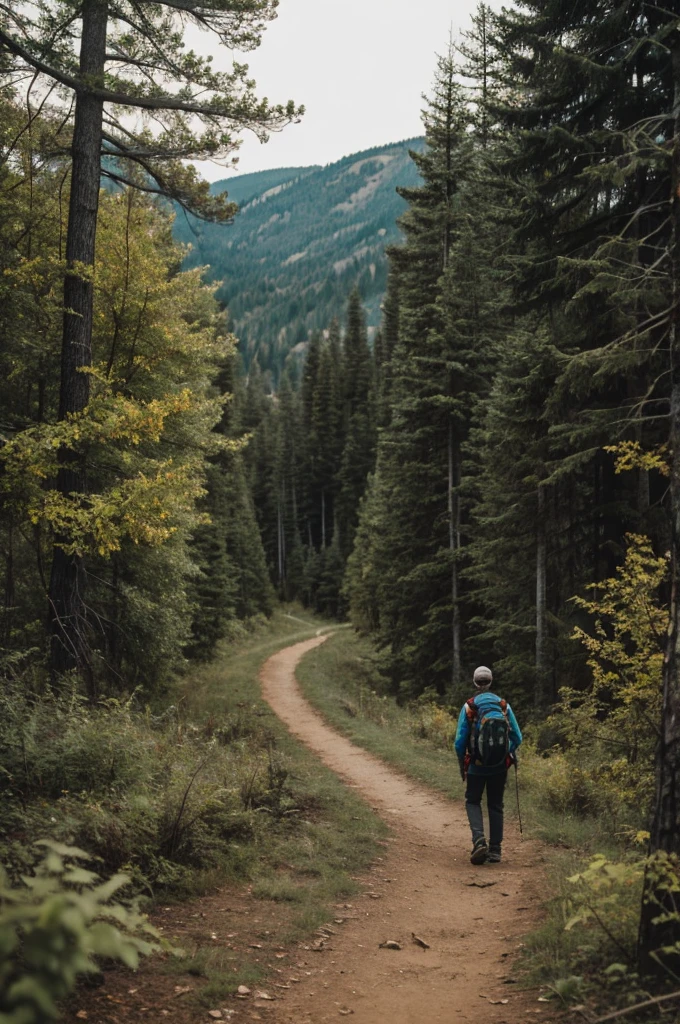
[454,665,522,865]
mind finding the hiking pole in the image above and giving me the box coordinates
[514,762,524,839]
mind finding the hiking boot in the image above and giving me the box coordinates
[470,836,489,865]
[487,847,501,863]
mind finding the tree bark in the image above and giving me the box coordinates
[48,0,107,684]
[321,489,326,550]
[277,494,283,585]
[638,29,680,974]
[449,419,461,689]
[535,484,548,709]
[2,521,15,645]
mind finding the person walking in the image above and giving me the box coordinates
[454,665,522,865]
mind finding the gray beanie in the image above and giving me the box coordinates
[473,665,493,689]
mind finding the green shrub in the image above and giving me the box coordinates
[0,841,158,1023]
[407,701,457,750]
[0,679,311,895]
[0,683,159,802]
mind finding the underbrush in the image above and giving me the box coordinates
[0,611,386,912]
[0,675,298,895]
[1,610,390,1017]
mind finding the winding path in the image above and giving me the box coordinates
[259,635,549,1024]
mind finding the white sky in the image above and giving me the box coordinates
[198,0,504,181]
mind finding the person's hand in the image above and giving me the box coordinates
[458,758,466,782]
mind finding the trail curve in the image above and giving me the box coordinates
[259,635,549,1024]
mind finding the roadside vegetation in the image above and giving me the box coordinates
[0,613,386,1019]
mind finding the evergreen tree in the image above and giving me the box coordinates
[0,173,235,692]
[336,290,376,562]
[374,270,400,429]
[345,48,475,695]
[186,466,238,662]
[492,0,671,515]
[308,324,345,551]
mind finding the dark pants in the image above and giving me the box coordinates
[465,771,507,849]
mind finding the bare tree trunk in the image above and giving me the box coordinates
[321,490,326,550]
[277,494,283,585]
[2,521,15,645]
[638,31,680,975]
[48,0,107,686]
[535,485,548,708]
[449,419,461,689]
[592,450,601,596]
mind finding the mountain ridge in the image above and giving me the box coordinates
[174,138,425,378]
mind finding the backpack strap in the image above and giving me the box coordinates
[465,697,478,758]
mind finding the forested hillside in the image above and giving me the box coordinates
[173,141,424,379]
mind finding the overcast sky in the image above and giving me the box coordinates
[198,0,504,182]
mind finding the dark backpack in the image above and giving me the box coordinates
[465,695,510,769]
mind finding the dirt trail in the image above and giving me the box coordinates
[259,635,551,1024]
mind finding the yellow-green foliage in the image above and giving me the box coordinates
[551,534,666,819]
[1,191,236,560]
[565,854,644,942]
[0,842,158,1023]
[604,440,669,477]
[520,747,603,818]
[408,701,457,749]
[556,849,680,983]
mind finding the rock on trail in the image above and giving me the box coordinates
[259,636,549,1024]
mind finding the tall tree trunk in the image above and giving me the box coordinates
[535,484,548,708]
[592,450,601,595]
[321,490,326,549]
[638,30,680,975]
[449,419,461,689]
[48,0,107,685]
[2,521,15,645]
[277,494,283,585]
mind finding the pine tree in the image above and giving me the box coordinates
[336,290,376,562]
[637,12,680,976]
[308,326,344,551]
[492,0,671,487]
[455,0,674,709]
[466,325,563,706]
[345,47,474,695]
[186,465,238,661]
[374,270,400,429]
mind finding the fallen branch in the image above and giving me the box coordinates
[591,991,680,1023]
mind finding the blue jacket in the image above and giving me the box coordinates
[454,691,522,776]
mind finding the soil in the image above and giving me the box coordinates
[65,635,554,1024]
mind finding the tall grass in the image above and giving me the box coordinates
[0,611,387,915]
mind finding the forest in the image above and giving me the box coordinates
[2,0,680,1018]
